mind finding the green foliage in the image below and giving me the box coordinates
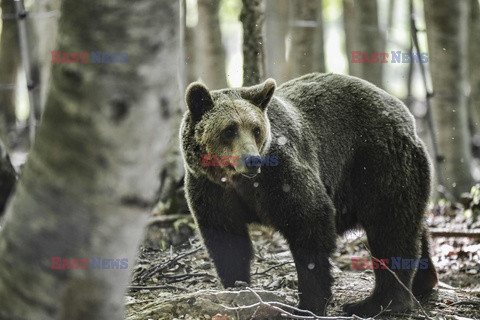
[173,217,196,232]
[219,0,242,23]
[466,184,480,219]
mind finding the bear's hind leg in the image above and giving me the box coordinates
[412,227,438,297]
[343,202,423,316]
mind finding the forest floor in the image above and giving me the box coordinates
[125,205,480,320]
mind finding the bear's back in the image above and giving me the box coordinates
[275,73,416,139]
[264,73,426,202]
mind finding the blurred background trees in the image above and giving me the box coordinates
[1,0,480,204]
[424,0,472,199]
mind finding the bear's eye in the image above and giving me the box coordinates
[253,127,261,139]
[222,125,237,140]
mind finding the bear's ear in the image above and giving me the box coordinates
[185,82,214,121]
[241,78,276,111]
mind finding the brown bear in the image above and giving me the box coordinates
[180,73,437,316]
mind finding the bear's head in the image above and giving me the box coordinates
[180,79,276,184]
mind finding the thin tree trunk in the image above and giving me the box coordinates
[184,0,196,86]
[195,0,227,89]
[343,0,361,77]
[0,0,180,318]
[157,0,187,215]
[313,1,325,73]
[241,0,265,86]
[288,0,319,77]
[26,0,61,115]
[0,0,20,147]
[469,0,480,154]
[0,139,16,215]
[185,26,196,84]
[265,0,289,84]
[356,0,383,87]
[424,0,473,198]
[343,0,383,87]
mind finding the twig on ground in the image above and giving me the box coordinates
[253,261,294,275]
[371,301,392,319]
[128,284,187,291]
[429,228,480,238]
[220,287,373,320]
[148,214,192,225]
[139,246,202,281]
[162,272,213,282]
[450,300,480,307]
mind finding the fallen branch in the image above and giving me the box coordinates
[128,285,187,291]
[450,300,480,307]
[147,214,192,225]
[162,272,213,282]
[138,246,202,281]
[253,261,294,275]
[221,287,374,320]
[429,228,480,238]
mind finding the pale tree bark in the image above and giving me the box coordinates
[425,0,473,198]
[25,0,61,116]
[0,139,16,214]
[313,1,325,73]
[184,0,196,86]
[0,0,20,147]
[469,0,480,154]
[195,0,227,89]
[288,0,325,78]
[265,0,289,84]
[343,0,361,77]
[0,0,180,319]
[241,0,265,86]
[343,0,383,87]
[158,0,187,215]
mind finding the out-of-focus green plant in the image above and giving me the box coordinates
[461,184,480,219]
[173,217,196,232]
[219,0,241,23]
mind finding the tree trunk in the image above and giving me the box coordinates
[0,0,20,147]
[264,0,289,84]
[0,0,180,318]
[469,0,480,155]
[343,0,383,87]
[343,0,361,77]
[195,0,227,89]
[288,0,321,78]
[183,0,196,86]
[424,0,473,198]
[313,1,325,73]
[0,139,16,215]
[241,0,265,86]
[25,0,61,115]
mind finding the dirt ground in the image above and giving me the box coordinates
[125,207,480,320]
